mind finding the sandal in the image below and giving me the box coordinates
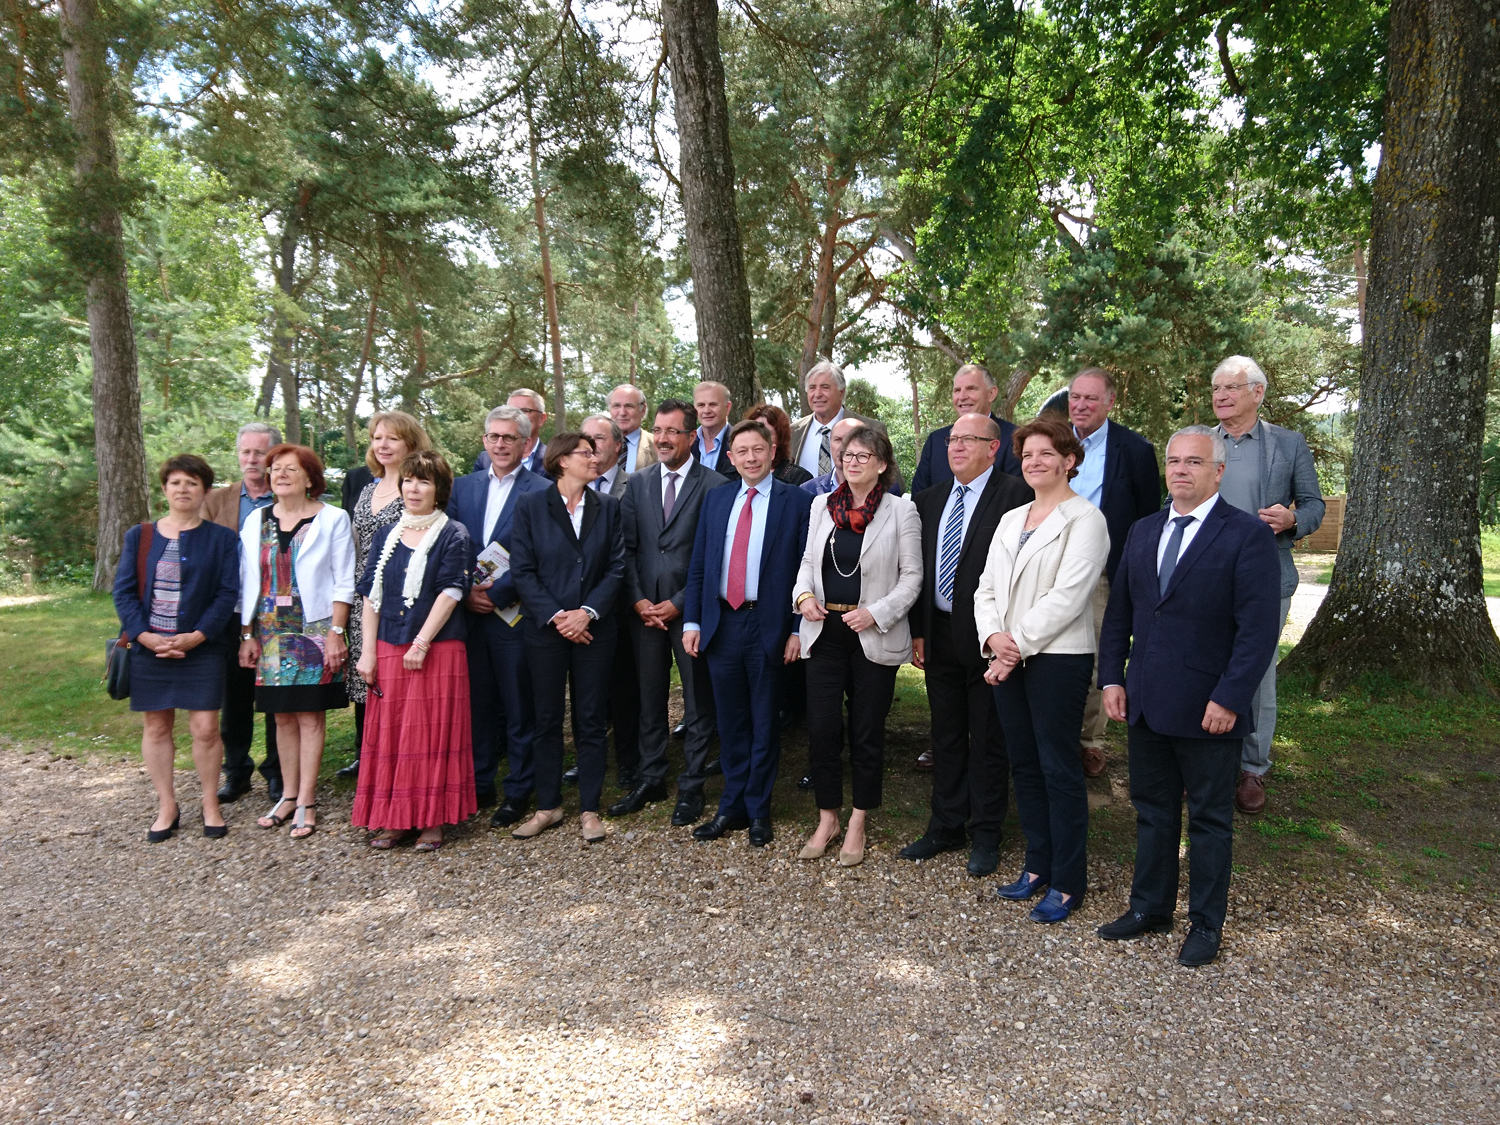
[257,798,295,829]
[413,837,444,852]
[289,803,317,840]
[369,830,417,851]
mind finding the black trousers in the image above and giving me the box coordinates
[990,653,1093,897]
[806,614,898,810]
[1127,722,1240,931]
[220,637,280,786]
[923,612,1009,847]
[528,616,617,813]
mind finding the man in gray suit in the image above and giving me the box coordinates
[788,360,886,476]
[611,398,728,823]
[582,415,630,499]
[1210,355,1325,815]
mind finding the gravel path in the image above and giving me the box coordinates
[2,750,1497,1125]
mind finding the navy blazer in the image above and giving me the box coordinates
[113,521,240,648]
[1097,497,1281,740]
[356,520,472,646]
[1094,421,1162,581]
[684,476,813,657]
[510,487,625,626]
[447,466,551,612]
[911,413,1022,493]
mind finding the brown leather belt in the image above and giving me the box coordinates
[825,602,858,612]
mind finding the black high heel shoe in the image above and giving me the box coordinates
[146,810,181,844]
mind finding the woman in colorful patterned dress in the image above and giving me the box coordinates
[237,445,356,839]
[113,455,241,842]
[342,410,431,780]
[354,451,475,851]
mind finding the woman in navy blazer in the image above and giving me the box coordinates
[113,455,240,842]
[507,432,626,843]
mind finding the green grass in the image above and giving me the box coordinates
[1308,529,1500,593]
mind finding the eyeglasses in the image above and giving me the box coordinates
[946,435,997,448]
[513,406,544,417]
[650,427,690,438]
[840,451,875,465]
[483,433,522,445]
[1212,381,1253,394]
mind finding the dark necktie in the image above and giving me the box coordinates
[662,472,678,522]
[1158,515,1196,596]
[618,438,629,470]
[937,484,967,604]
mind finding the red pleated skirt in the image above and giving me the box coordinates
[352,639,477,830]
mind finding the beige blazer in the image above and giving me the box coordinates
[794,491,924,666]
[972,494,1109,660]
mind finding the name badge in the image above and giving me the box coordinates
[275,595,294,607]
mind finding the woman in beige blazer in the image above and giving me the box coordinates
[973,417,1109,924]
[793,425,923,866]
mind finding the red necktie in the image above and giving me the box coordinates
[725,486,758,609]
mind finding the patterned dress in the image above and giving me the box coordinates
[254,514,349,714]
[346,480,404,705]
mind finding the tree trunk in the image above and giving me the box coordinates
[1003,366,1035,421]
[662,0,758,414]
[262,188,309,443]
[59,0,149,591]
[526,99,566,426]
[798,213,840,385]
[343,261,384,449]
[629,298,639,385]
[1285,0,1500,693]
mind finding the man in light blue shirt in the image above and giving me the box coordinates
[690,381,737,481]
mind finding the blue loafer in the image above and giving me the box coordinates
[1028,888,1080,924]
[995,870,1046,901]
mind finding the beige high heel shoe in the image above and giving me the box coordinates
[511,807,564,839]
[797,832,841,861]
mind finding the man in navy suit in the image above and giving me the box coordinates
[471,388,551,477]
[910,364,1022,492]
[1095,425,1280,966]
[683,418,814,845]
[449,404,552,825]
[1067,367,1161,777]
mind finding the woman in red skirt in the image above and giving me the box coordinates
[353,451,475,851]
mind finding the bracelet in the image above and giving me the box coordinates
[795,592,816,608]
[411,637,430,652]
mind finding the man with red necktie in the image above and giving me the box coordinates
[684,419,814,846]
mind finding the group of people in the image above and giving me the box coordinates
[113,354,1323,966]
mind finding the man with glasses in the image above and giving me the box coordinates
[911,364,1023,493]
[902,414,1033,874]
[612,399,728,823]
[1209,356,1324,815]
[608,383,658,473]
[449,404,552,821]
[473,389,551,477]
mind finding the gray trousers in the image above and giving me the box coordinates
[1242,594,1293,776]
[635,614,717,792]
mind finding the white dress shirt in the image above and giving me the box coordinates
[592,464,620,494]
[1157,492,1219,573]
[567,493,586,536]
[482,464,522,543]
[796,408,847,477]
[933,465,993,612]
[1072,419,1109,508]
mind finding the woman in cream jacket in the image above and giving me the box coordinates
[973,417,1109,923]
[793,425,923,866]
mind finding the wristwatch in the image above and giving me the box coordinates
[240,632,253,642]
[330,625,346,636]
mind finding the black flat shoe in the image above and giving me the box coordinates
[899,833,965,861]
[336,758,360,780]
[671,792,706,827]
[489,795,531,828]
[1097,910,1174,941]
[966,846,999,877]
[607,781,668,817]
[203,821,228,839]
[1177,924,1222,967]
[796,774,813,791]
[692,813,750,841]
[748,818,773,847]
[146,811,180,844]
[563,765,580,785]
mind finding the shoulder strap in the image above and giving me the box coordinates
[136,521,153,598]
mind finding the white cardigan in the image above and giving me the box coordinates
[972,494,1109,660]
[239,504,357,626]
[793,492,924,666]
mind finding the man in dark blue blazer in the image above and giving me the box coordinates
[683,418,814,846]
[448,404,552,825]
[910,364,1022,492]
[1095,425,1280,967]
[1066,367,1161,777]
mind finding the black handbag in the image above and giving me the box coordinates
[105,522,153,701]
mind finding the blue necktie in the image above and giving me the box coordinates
[937,484,968,605]
[1158,515,1195,596]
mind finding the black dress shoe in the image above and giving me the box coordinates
[966,845,999,877]
[1177,924,1222,966]
[489,796,530,828]
[704,757,722,776]
[748,818,773,846]
[1098,910,1175,941]
[563,765,580,785]
[617,769,641,791]
[267,779,284,804]
[672,721,686,739]
[475,787,498,809]
[671,792,706,827]
[217,777,250,803]
[145,812,180,844]
[692,813,750,840]
[797,774,813,791]
[607,781,668,817]
[899,833,965,861]
[336,758,360,780]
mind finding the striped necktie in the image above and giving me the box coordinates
[937,484,968,604]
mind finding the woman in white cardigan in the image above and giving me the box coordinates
[238,445,356,839]
[974,417,1109,923]
[793,425,923,867]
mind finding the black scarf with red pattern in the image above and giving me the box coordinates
[827,480,885,533]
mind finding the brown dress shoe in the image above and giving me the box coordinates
[1235,771,1267,815]
[915,749,934,772]
[1080,745,1107,778]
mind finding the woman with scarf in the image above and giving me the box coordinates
[353,451,475,851]
[792,425,923,866]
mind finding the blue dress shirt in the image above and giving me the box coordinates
[1072,419,1109,509]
